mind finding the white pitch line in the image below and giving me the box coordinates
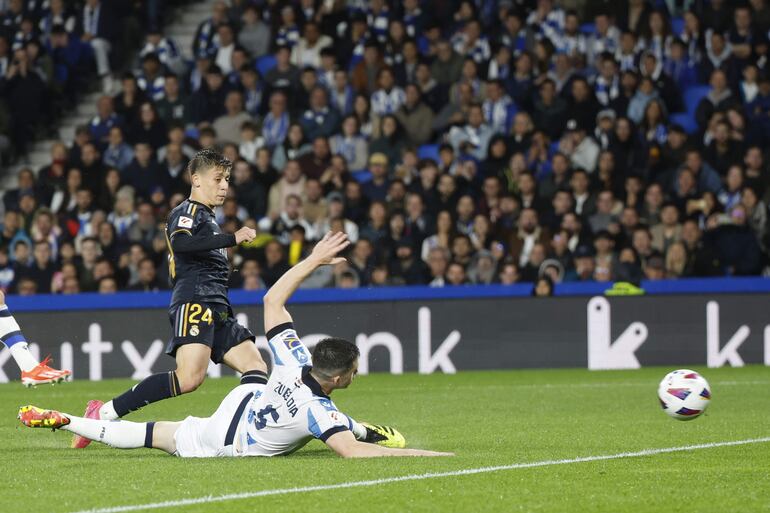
[69,437,770,513]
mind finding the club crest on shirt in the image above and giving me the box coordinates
[283,335,309,364]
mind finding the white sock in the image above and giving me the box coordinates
[9,343,39,373]
[62,415,148,449]
[348,416,368,440]
[99,400,119,421]
[0,306,38,372]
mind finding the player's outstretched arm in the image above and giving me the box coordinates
[325,430,454,458]
[263,231,350,333]
[171,226,256,253]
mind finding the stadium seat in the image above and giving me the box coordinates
[684,85,711,116]
[417,144,441,162]
[669,112,699,134]
[256,55,277,77]
[185,127,200,140]
[352,170,372,183]
[671,17,685,36]
[580,22,595,34]
[505,103,519,132]
[549,141,560,156]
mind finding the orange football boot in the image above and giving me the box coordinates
[20,356,72,387]
[18,405,70,429]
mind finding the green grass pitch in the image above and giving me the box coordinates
[1,366,769,513]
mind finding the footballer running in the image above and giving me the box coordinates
[19,232,453,459]
[72,149,269,448]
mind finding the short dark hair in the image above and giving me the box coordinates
[187,148,232,177]
[312,338,360,377]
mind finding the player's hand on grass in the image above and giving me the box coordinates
[234,226,257,244]
[310,231,350,265]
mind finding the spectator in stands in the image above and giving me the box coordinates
[3,47,47,156]
[395,84,433,147]
[696,70,740,130]
[370,115,406,168]
[193,0,227,59]
[330,115,368,172]
[113,73,146,127]
[447,103,492,161]
[127,256,162,291]
[187,64,228,124]
[77,0,117,92]
[139,27,184,76]
[102,126,134,172]
[122,142,162,200]
[237,5,269,59]
[291,21,332,69]
[21,240,55,293]
[8,0,770,297]
[300,86,340,141]
[136,53,165,102]
[296,137,330,181]
[362,153,391,202]
[213,90,253,145]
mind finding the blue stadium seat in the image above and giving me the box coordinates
[352,170,372,183]
[256,55,277,77]
[549,141,560,156]
[580,22,595,34]
[684,85,711,116]
[185,127,200,140]
[417,144,441,162]
[505,103,518,132]
[669,112,698,134]
[671,17,685,36]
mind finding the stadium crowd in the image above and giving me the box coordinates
[1,0,770,296]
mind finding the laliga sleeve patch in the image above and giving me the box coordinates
[327,410,345,425]
[178,216,193,229]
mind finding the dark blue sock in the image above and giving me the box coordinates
[112,371,180,418]
[144,422,156,448]
[240,369,268,385]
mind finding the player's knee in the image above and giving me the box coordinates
[176,369,206,393]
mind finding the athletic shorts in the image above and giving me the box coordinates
[174,383,263,458]
[166,302,255,364]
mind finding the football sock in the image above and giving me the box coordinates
[109,371,181,418]
[240,369,268,385]
[348,416,368,440]
[0,305,38,372]
[62,415,150,449]
[99,401,119,421]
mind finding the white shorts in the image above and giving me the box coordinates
[173,383,262,458]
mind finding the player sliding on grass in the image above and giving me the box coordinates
[20,232,452,458]
[0,291,71,386]
[72,149,268,448]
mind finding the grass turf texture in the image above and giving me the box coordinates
[1,366,769,513]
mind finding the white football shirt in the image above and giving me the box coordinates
[233,323,351,456]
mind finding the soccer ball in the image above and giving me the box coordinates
[657,369,711,421]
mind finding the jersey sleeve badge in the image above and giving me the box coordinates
[178,216,193,229]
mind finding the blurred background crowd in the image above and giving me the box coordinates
[1,0,770,297]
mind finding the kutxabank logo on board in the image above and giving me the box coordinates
[0,295,768,381]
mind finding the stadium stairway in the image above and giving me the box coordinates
[1,0,217,187]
